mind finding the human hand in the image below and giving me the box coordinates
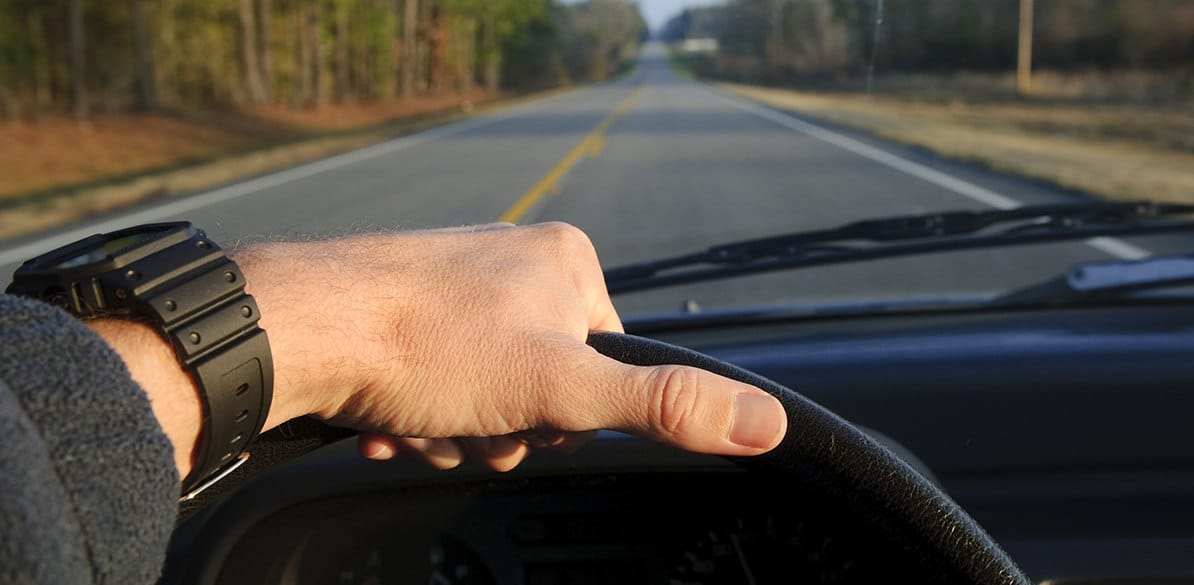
[235,222,788,471]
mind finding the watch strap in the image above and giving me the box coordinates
[134,255,273,495]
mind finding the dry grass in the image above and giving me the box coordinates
[719,82,1194,205]
[0,90,498,201]
[0,89,531,241]
[0,114,272,200]
[0,133,385,239]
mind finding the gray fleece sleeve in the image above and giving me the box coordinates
[0,293,177,585]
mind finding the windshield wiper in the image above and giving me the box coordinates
[604,202,1194,295]
[996,254,1194,305]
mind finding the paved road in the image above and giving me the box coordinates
[0,44,1172,316]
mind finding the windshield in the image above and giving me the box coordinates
[2,0,1192,317]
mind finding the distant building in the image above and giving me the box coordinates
[678,38,719,54]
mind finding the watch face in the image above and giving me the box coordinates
[55,232,159,269]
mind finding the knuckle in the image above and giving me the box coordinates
[649,366,703,437]
[539,221,593,253]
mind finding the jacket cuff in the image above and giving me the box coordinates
[0,294,176,584]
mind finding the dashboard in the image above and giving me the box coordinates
[166,304,1194,585]
[168,438,921,585]
[204,468,900,585]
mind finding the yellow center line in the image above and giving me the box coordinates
[497,88,644,223]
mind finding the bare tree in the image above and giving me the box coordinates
[68,0,89,122]
[129,0,157,110]
[427,4,445,92]
[290,1,326,107]
[258,0,273,100]
[335,3,350,103]
[238,0,266,103]
[768,0,785,68]
[294,5,308,106]
[307,0,325,106]
[28,8,53,110]
[482,8,499,92]
[401,0,418,98]
[1018,0,1034,95]
[457,17,476,99]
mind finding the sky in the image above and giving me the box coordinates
[638,0,723,31]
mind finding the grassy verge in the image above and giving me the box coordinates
[667,51,699,79]
[716,82,1194,205]
[0,87,569,241]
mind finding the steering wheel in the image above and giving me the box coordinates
[178,332,1030,585]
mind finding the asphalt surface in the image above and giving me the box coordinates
[1,44,1178,317]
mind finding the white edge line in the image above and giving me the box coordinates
[706,87,1151,261]
[0,91,576,267]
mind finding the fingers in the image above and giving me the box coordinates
[544,430,597,454]
[359,433,399,459]
[554,353,788,457]
[401,438,466,469]
[357,434,464,469]
[360,432,578,472]
[463,436,530,472]
[513,429,596,454]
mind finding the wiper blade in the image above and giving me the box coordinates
[996,254,1194,305]
[604,202,1194,295]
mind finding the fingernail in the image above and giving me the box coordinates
[728,393,785,449]
[367,443,394,460]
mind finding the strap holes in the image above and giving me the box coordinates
[234,383,249,396]
[230,433,243,445]
[234,409,249,423]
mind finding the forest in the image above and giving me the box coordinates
[0,0,647,122]
[661,0,1194,91]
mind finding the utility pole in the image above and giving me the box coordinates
[1017,0,1034,96]
[866,0,883,97]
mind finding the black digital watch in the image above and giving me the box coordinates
[6,222,273,500]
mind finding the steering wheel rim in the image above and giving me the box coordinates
[177,331,1030,584]
[586,332,1030,585]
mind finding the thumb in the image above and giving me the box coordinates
[561,355,788,456]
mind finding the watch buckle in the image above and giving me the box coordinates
[179,452,251,502]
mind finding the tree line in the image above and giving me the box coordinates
[661,0,1194,82]
[0,0,646,122]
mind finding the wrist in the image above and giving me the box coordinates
[88,318,202,478]
[230,242,372,427]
